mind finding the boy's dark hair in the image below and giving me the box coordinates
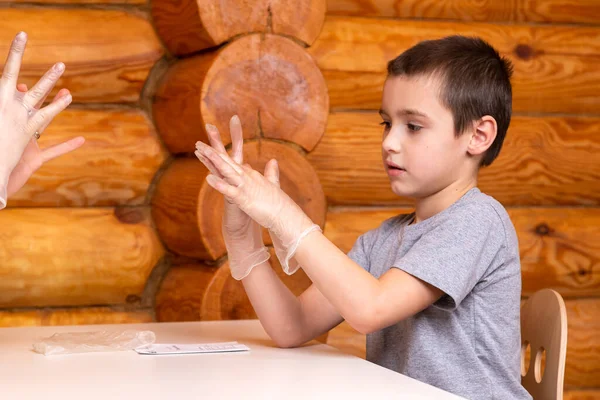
[387,35,513,167]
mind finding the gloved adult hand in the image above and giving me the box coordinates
[0,32,80,209]
[7,83,84,198]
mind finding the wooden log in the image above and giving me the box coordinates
[153,33,328,154]
[565,391,600,400]
[565,298,600,388]
[324,207,600,298]
[308,17,600,113]
[0,0,145,3]
[0,308,153,328]
[155,248,313,322]
[307,112,600,207]
[152,141,327,259]
[326,0,600,24]
[0,208,165,307]
[155,262,218,322]
[326,320,366,358]
[151,0,326,56]
[326,299,600,388]
[0,9,163,103]
[9,109,168,207]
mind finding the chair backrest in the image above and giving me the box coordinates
[520,289,568,400]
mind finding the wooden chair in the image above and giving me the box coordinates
[521,289,568,400]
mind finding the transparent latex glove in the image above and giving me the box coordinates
[195,116,269,280]
[0,32,80,209]
[7,83,84,199]
[262,155,319,275]
[195,128,321,276]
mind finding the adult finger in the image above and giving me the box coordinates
[28,91,72,133]
[34,85,67,109]
[0,32,27,93]
[22,62,65,110]
[41,136,85,163]
[34,89,70,133]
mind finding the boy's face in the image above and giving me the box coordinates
[379,75,473,199]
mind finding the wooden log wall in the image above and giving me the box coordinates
[0,3,169,325]
[148,2,329,314]
[0,0,331,338]
[1,1,598,398]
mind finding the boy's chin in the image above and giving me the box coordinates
[389,181,433,201]
[389,182,416,198]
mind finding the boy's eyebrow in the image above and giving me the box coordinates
[396,108,430,119]
[378,108,430,119]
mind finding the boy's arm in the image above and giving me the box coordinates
[294,232,443,335]
[195,139,441,336]
[242,259,344,348]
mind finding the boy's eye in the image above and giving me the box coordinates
[407,123,422,132]
[380,121,391,129]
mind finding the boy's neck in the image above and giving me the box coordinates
[413,179,478,224]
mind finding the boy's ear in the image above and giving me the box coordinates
[467,116,497,156]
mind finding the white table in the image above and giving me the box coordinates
[0,320,464,399]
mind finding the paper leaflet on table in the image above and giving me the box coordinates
[135,341,250,355]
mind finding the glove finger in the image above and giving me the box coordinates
[264,159,280,188]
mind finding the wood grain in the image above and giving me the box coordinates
[307,112,600,206]
[155,248,313,322]
[152,141,327,259]
[565,299,600,388]
[0,208,165,307]
[153,33,328,154]
[0,9,163,103]
[326,320,366,358]
[327,299,600,388]
[326,0,600,24]
[565,391,600,400]
[308,16,600,113]
[9,109,168,207]
[0,308,153,327]
[324,207,600,298]
[0,0,145,3]
[151,0,326,56]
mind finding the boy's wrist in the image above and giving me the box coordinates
[228,245,270,281]
[273,205,315,247]
[224,221,265,251]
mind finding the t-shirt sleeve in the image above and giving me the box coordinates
[347,230,375,273]
[394,205,505,311]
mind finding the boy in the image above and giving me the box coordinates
[195,35,531,399]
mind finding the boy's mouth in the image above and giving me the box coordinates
[386,161,405,171]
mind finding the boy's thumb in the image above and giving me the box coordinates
[264,159,280,188]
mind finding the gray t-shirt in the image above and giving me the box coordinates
[348,188,531,399]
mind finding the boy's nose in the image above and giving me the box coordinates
[382,133,401,154]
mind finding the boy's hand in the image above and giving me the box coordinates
[195,116,269,280]
[195,121,321,275]
[261,159,302,275]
